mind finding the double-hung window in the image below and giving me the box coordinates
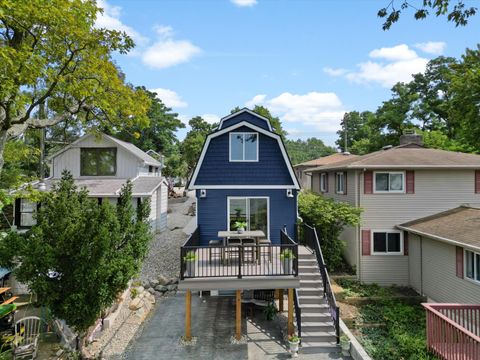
[229,133,258,161]
[465,250,480,283]
[80,148,117,176]
[336,172,345,194]
[19,199,37,227]
[320,173,328,192]
[374,172,405,193]
[372,231,402,255]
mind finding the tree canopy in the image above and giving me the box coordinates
[0,0,150,173]
[0,171,152,335]
[378,0,477,30]
[336,46,480,155]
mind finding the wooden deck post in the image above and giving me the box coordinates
[279,289,284,312]
[236,290,242,340]
[185,290,192,341]
[288,288,294,336]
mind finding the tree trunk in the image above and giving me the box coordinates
[0,130,9,176]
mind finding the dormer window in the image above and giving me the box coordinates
[80,148,117,176]
[229,132,258,162]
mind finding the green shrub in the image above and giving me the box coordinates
[298,191,361,271]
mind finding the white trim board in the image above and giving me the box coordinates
[191,185,296,189]
[189,120,300,190]
[218,108,273,131]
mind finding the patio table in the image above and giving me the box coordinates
[217,231,266,263]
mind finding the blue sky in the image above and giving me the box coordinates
[96,0,480,147]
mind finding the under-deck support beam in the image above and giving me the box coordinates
[288,288,294,336]
[185,290,192,341]
[236,290,242,340]
[279,289,284,312]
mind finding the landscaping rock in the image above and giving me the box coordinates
[158,274,169,285]
[150,279,159,288]
[155,285,168,293]
[148,288,155,295]
[129,298,143,311]
[166,284,177,292]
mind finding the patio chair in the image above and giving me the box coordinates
[241,238,256,263]
[225,238,241,264]
[13,316,41,360]
[208,240,223,264]
[257,238,272,263]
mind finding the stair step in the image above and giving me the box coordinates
[300,303,330,310]
[301,331,338,343]
[301,312,332,322]
[299,273,321,280]
[298,295,326,304]
[299,254,316,260]
[302,322,336,332]
[301,342,340,354]
[298,259,317,265]
[298,265,319,271]
[300,279,322,287]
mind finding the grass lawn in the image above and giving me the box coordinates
[334,279,439,360]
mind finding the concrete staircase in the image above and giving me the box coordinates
[296,248,340,354]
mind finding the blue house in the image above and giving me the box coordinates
[188,108,300,245]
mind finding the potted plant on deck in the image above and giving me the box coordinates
[280,249,295,274]
[183,251,197,277]
[288,334,300,357]
[234,221,247,234]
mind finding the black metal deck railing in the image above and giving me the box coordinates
[179,228,298,280]
[300,223,340,343]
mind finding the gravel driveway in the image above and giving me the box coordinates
[140,195,195,282]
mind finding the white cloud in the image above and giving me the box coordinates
[95,0,148,46]
[142,25,201,69]
[324,44,430,88]
[150,88,187,108]
[323,67,348,77]
[231,0,258,7]
[369,44,417,61]
[245,92,346,133]
[201,114,221,124]
[414,41,447,55]
[245,94,267,108]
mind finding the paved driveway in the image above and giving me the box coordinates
[125,292,348,360]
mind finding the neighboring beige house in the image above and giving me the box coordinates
[14,133,169,233]
[398,206,480,303]
[293,153,358,190]
[308,134,480,286]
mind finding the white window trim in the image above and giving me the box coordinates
[373,171,406,194]
[19,199,37,227]
[227,196,270,239]
[335,172,345,194]
[371,230,404,255]
[320,173,327,192]
[229,132,259,162]
[464,249,480,285]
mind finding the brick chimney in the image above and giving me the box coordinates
[400,129,423,146]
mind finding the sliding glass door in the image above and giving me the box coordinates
[228,197,269,238]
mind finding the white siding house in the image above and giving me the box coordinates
[14,133,168,233]
[307,135,480,287]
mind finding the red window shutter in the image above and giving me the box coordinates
[403,232,409,256]
[344,172,347,195]
[456,246,464,278]
[406,170,415,194]
[362,229,371,256]
[364,171,373,194]
[475,170,480,194]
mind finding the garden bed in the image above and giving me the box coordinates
[333,278,438,360]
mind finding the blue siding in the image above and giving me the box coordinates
[220,112,270,131]
[195,126,293,186]
[196,189,297,246]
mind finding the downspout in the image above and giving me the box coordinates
[357,170,362,282]
[420,235,424,295]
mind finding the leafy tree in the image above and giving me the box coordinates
[378,0,477,30]
[298,191,361,271]
[285,138,335,165]
[336,111,378,153]
[0,0,151,174]
[163,143,188,179]
[0,171,152,343]
[114,87,185,155]
[181,116,217,175]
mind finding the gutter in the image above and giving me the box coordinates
[396,225,480,253]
